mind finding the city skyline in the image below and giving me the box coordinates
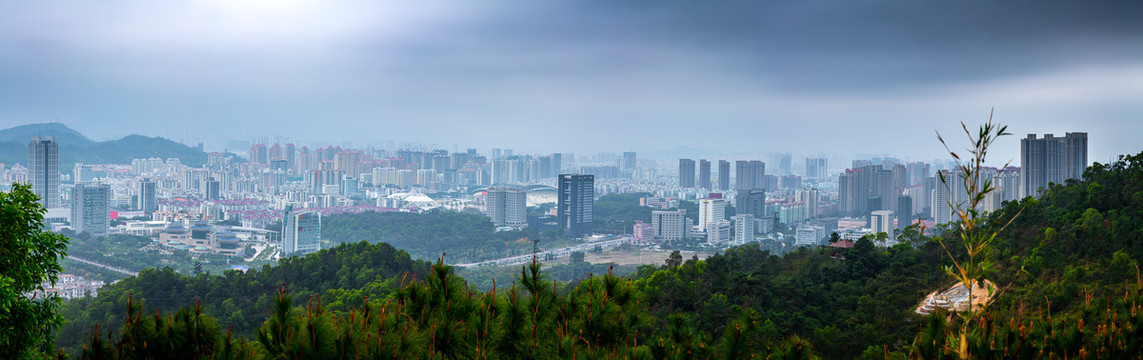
[1,1,1140,164]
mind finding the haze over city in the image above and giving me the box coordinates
[2,1,1141,163]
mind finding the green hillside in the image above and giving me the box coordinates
[45,151,1143,358]
[0,123,242,168]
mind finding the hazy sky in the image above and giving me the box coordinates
[1,1,1140,164]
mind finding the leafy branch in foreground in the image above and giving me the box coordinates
[932,110,1023,359]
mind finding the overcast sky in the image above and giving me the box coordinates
[1,1,1140,164]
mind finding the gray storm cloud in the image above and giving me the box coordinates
[0,0,1140,163]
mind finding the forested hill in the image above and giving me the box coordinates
[0,123,243,168]
[54,241,430,354]
[55,151,1143,358]
[320,210,564,263]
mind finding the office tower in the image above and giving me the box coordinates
[998,167,1021,203]
[622,152,637,171]
[706,220,731,244]
[651,209,686,241]
[698,198,726,231]
[342,177,359,196]
[73,163,93,185]
[557,174,594,238]
[795,225,825,246]
[137,179,157,213]
[698,160,711,189]
[28,136,60,208]
[718,160,730,191]
[283,205,321,256]
[71,183,110,237]
[205,178,221,200]
[491,148,502,159]
[679,159,696,188]
[897,195,913,231]
[486,186,528,228]
[871,210,895,237]
[733,213,755,243]
[736,189,766,217]
[1020,133,1087,198]
[805,157,828,179]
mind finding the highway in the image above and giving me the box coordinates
[66,256,140,277]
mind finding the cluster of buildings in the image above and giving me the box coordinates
[7,130,1089,263]
[26,274,105,300]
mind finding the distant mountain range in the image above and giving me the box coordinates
[0,123,239,169]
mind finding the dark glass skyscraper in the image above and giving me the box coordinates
[698,159,711,189]
[678,159,695,188]
[557,174,594,238]
[28,136,59,208]
[718,160,730,191]
[735,160,765,190]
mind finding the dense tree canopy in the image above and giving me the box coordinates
[0,184,71,357]
[50,151,1143,358]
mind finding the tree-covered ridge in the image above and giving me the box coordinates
[54,241,429,354]
[55,150,1143,358]
[0,123,243,168]
[320,210,568,263]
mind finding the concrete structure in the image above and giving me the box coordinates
[632,220,654,244]
[622,152,637,171]
[795,225,825,246]
[733,213,755,243]
[871,210,895,237]
[698,197,726,232]
[651,209,686,241]
[71,183,110,237]
[283,205,321,256]
[28,136,60,208]
[794,188,819,220]
[839,165,900,217]
[999,167,1021,203]
[486,186,528,228]
[718,160,730,191]
[1020,133,1087,198]
[706,219,731,244]
[557,174,594,238]
[736,189,766,218]
[698,159,711,189]
[897,196,913,231]
[735,160,765,190]
[678,159,695,188]
[805,157,827,179]
[137,179,157,213]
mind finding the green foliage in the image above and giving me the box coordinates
[56,149,1143,359]
[320,210,572,263]
[82,296,256,359]
[55,241,429,354]
[0,183,71,357]
[592,193,653,235]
